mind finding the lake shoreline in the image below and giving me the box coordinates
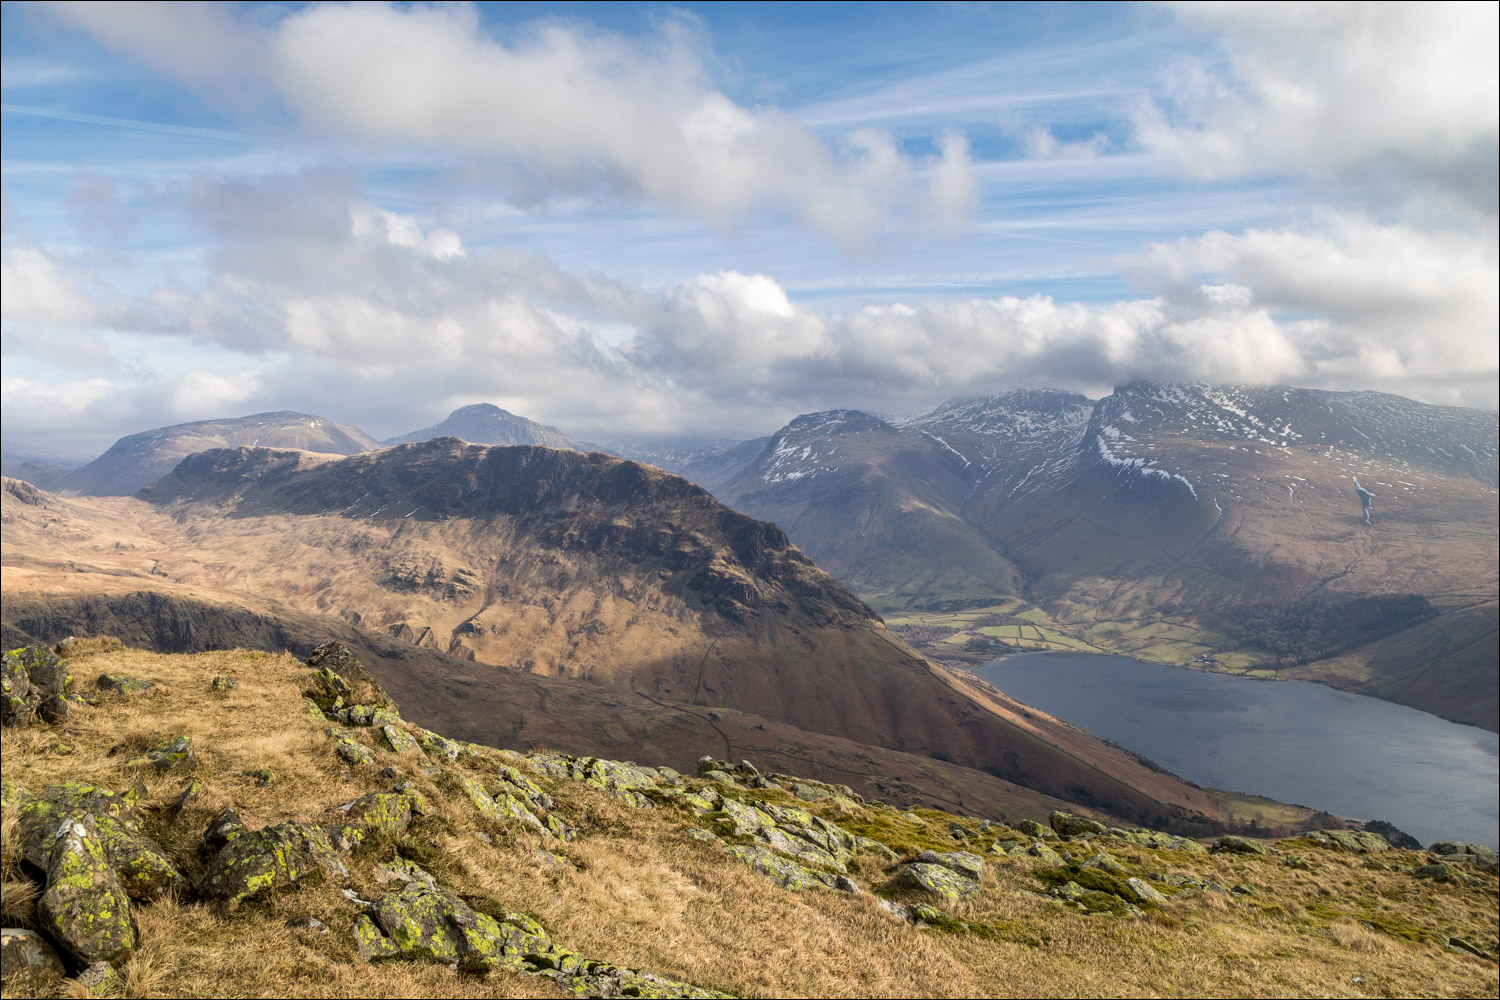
[974,651,1499,850]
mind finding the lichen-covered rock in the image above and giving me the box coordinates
[355,873,731,996]
[1028,841,1065,865]
[1302,829,1391,853]
[1,928,66,987]
[3,644,72,726]
[453,774,546,834]
[11,782,183,901]
[1124,877,1167,903]
[344,789,425,836]
[125,735,194,770]
[418,729,465,763]
[898,862,980,901]
[1213,835,1274,856]
[915,849,985,881]
[990,836,1030,856]
[493,763,552,810]
[96,674,154,696]
[332,729,373,765]
[38,814,135,966]
[528,753,660,809]
[210,676,238,693]
[1018,819,1056,840]
[337,704,402,728]
[1079,851,1126,874]
[725,843,839,890]
[1049,811,1106,839]
[380,724,421,754]
[1429,842,1499,869]
[1165,837,1208,854]
[197,821,348,906]
[792,782,831,802]
[355,884,526,971]
[204,808,246,848]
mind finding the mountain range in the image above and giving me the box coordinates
[3,440,1295,835]
[1,380,1494,837]
[678,383,1498,730]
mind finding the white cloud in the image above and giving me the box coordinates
[42,2,974,243]
[6,174,1495,454]
[1,247,105,328]
[1142,2,1499,212]
[927,132,979,228]
[349,205,464,261]
[1123,215,1499,401]
[0,369,260,447]
[1022,126,1109,161]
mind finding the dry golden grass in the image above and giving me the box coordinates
[2,642,1496,999]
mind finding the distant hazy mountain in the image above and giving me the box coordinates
[901,388,1096,475]
[609,435,773,495]
[0,446,90,491]
[703,383,1499,729]
[58,412,380,496]
[712,409,1025,609]
[385,403,596,452]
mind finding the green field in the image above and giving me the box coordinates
[886,602,1269,670]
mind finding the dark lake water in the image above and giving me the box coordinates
[976,652,1498,848]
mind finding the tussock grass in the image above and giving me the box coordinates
[2,642,1496,998]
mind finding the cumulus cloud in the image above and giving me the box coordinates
[1,247,107,329]
[5,171,1495,454]
[0,369,260,448]
[1121,215,1499,403]
[1140,2,1499,212]
[926,132,979,228]
[41,2,970,243]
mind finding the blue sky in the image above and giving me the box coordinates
[2,1,1496,455]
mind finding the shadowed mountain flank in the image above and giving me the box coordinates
[57,411,380,497]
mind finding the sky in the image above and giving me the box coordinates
[2,1,1496,457]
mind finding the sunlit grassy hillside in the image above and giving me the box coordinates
[2,640,1496,998]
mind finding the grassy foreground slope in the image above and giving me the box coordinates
[3,640,1496,998]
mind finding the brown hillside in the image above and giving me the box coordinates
[2,455,1304,835]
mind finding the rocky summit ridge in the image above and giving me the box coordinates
[2,639,1496,998]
